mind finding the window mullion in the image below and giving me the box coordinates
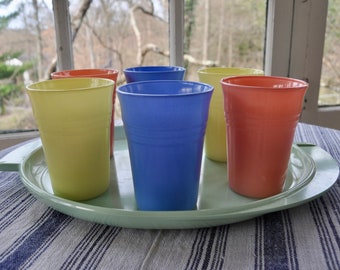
[265,0,294,76]
[289,0,328,122]
[52,0,74,71]
[169,0,184,67]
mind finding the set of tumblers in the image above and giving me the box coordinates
[26,66,308,211]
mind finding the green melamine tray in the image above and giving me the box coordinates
[0,126,338,229]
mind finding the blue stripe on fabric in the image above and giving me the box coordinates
[282,211,299,270]
[184,226,229,270]
[0,210,71,270]
[219,226,228,269]
[322,129,340,158]
[0,187,28,211]
[80,226,121,269]
[211,226,228,270]
[294,123,315,144]
[323,189,340,246]
[60,223,101,269]
[310,198,340,270]
[0,209,55,260]
[193,229,210,270]
[0,194,36,232]
[60,224,121,270]
[0,173,22,198]
[75,226,114,269]
[203,227,227,269]
[185,229,209,270]
[295,123,340,156]
[254,216,264,270]
[20,212,72,269]
[327,186,340,224]
[262,212,290,269]
[194,229,209,270]
[202,228,217,269]
[307,125,340,157]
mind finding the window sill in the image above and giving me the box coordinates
[0,131,40,150]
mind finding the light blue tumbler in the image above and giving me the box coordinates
[117,80,213,211]
[123,66,185,83]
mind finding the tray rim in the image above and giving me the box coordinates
[21,144,316,212]
[0,126,338,229]
[14,140,339,229]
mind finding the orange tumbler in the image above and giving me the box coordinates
[221,76,308,198]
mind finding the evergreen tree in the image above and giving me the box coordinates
[0,0,20,29]
[0,0,26,115]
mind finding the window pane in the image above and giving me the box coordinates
[319,0,340,106]
[185,0,266,81]
[0,0,267,133]
[0,0,170,131]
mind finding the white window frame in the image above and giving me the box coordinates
[265,0,339,130]
[1,0,338,150]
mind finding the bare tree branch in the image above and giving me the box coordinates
[83,19,124,71]
[130,5,142,65]
[141,43,169,65]
[32,0,43,80]
[129,0,168,66]
[140,43,218,67]
[71,0,93,42]
[134,0,167,23]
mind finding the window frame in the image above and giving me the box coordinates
[265,0,339,129]
[0,131,39,150]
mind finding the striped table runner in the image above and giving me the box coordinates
[0,123,339,270]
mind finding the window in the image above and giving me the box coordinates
[0,0,338,150]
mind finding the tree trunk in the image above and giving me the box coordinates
[202,0,210,61]
[216,0,225,64]
[227,0,234,66]
[32,0,43,80]
[184,0,198,69]
[86,23,96,68]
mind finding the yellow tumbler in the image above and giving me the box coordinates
[198,67,263,162]
[26,78,114,201]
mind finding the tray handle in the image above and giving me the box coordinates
[0,139,42,171]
